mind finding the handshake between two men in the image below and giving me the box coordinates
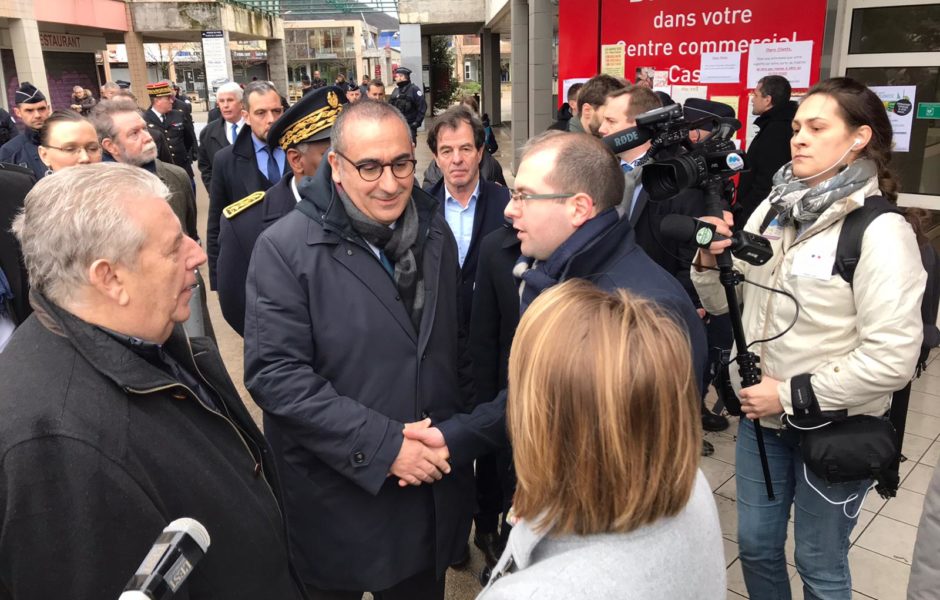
[390,419,451,487]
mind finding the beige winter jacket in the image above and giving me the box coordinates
[692,177,926,429]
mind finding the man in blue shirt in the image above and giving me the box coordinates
[207,81,286,287]
[426,104,509,569]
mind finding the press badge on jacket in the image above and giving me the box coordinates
[790,239,835,281]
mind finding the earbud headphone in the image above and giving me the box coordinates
[852,138,862,148]
[773,137,863,189]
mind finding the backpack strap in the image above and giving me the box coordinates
[834,195,903,285]
[758,205,781,234]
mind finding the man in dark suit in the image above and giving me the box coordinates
[143,81,196,180]
[198,82,246,192]
[425,105,509,567]
[217,86,345,335]
[207,81,286,288]
[243,100,472,599]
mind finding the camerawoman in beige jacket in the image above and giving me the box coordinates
[692,175,925,429]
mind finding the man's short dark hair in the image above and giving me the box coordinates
[243,80,280,111]
[758,75,791,107]
[605,86,663,121]
[567,82,584,103]
[427,105,485,154]
[519,131,624,213]
[577,74,627,114]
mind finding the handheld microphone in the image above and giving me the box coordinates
[660,214,773,266]
[120,518,211,600]
[602,126,653,155]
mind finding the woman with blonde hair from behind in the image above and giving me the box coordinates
[478,279,726,600]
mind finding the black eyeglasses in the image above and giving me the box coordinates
[334,149,416,182]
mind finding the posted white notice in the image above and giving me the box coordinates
[747,41,813,89]
[870,86,916,153]
[700,52,741,84]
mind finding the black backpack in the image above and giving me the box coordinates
[760,196,940,453]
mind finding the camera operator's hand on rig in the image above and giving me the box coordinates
[694,211,735,268]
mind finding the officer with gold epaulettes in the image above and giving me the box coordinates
[143,80,197,182]
[216,86,348,335]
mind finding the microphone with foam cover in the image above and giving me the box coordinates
[119,518,210,600]
[660,214,773,266]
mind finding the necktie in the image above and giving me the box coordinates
[230,123,237,144]
[378,250,394,277]
[264,147,280,184]
[622,162,633,173]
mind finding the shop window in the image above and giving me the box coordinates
[850,5,940,54]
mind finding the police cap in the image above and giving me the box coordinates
[268,85,348,151]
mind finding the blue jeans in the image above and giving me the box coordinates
[735,418,871,600]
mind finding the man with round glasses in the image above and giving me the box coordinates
[244,99,473,599]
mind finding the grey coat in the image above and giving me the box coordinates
[477,472,726,600]
[909,464,940,598]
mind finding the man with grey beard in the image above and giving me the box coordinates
[90,98,214,340]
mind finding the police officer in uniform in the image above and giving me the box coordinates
[215,86,346,335]
[0,83,50,179]
[389,66,427,143]
[143,80,196,181]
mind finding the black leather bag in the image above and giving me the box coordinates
[799,415,900,498]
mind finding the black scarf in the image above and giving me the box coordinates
[335,185,425,330]
[514,208,620,315]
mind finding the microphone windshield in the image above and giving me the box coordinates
[660,214,699,243]
[166,518,211,553]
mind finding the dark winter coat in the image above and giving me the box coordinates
[437,213,709,462]
[736,100,798,226]
[0,129,46,180]
[207,125,277,288]
[243,159,475,591]
[0,163,34,324]
[217,172,297,335]
[0,293,305,600]
[197,116,233,191]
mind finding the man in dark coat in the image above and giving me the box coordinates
[243,100,472,599]
[0,162,304,600]
[736,75,798,228]
[425,105,510,566]
[217,85,345,335]
[389,66,427,143]
[0,163,35,345]
[143,80,197,180]
[0,82,50,179]
[404,131,708,475]
[207,81,286,288]
[198,82,245,191]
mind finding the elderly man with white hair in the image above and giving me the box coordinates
[198,81,246,191]
[0,162,305,600]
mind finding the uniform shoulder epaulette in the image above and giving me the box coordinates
[223,191,265,219]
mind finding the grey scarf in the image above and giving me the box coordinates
[336,187,425,330]
[768,158,878,227]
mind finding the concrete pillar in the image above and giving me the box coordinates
[267,37,289,99]
[9,19,49,103]
[400,23,425,95]
[124,29,150,109]
[481,29,501,125]
[420,34,430,118]
[528,0,553,136]
[511,0,529,173]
